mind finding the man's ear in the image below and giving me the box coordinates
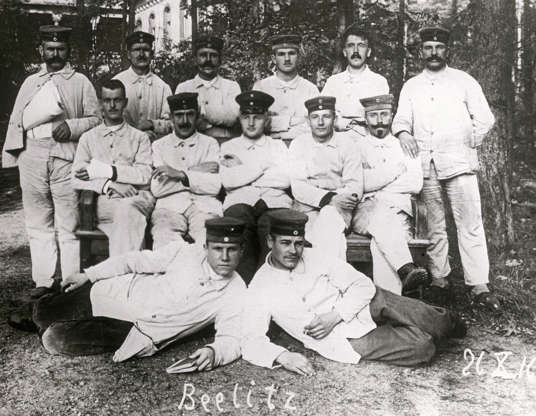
[267,234,274,250]
[38,44,44,58]
[366,48,371,58]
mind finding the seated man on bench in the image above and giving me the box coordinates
[352,94,429,295]
[242,209,466,374]
[72,79,155,256]
[27,217,246,370]
[150,92,222,248]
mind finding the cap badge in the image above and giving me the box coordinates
[52,35,58,41]
[230,227,235,232]
[250,93,254,98]
[318,105,323,110]
[293,230,298,236]
[250,101,254,106]
[224,236,229,242]
[433,35,437,41]
[318,98,323,104]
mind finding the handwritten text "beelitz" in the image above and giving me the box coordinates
[178,380,297,413]
[462,349,536,379]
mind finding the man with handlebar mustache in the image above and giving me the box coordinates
[150,93,222,248]
[175,35,241,142]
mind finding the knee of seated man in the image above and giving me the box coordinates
[41,323,70,355]
[413,333,436,364]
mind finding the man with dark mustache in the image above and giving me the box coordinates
[2,25,100,299]
[321,24,388,137]
[175,35,241,142]
[253,34,319,142]
[352,94,429,295]
[150,93,222,248]
[114,31,173,141]
[392,27,499,311]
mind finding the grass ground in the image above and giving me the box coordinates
[1,155,536,415]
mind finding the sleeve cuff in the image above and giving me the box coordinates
[84,267,100,283]
[333,303,357,323]
[319,192,337,208]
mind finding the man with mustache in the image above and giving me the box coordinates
[392,27,499,310]
[289,96,362,260]
[21,217,246,371]
[242,209,466,374]
[220,91,292,283]
[253,34,319,142]
[2,25,100,299]
[175,35,241,142]
[352,94,429,295]
[113,31,173,142]
[150,93,222,248]
[321,24,389,137]
[72,79,155,257]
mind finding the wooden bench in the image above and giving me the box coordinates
[75,190,429,270]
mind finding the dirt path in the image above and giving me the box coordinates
[1,206,535,416]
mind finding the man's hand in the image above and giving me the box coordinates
[196,116,213,132]
[152,165,186,182]
[220,154,243,168]
[137,119,154,131]
[276,351,314,376]
[52,122,71,142]
[108,182,138,198]
[330,193,359,211]
[398,131,419,158]
[61,272,89,293]
[74,167,90,181]
[189,347,215,372]
[304,311,343,340]
[189,161,219,173]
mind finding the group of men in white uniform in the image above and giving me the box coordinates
[4,21,499,373]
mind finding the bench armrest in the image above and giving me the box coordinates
[79,190,98,231]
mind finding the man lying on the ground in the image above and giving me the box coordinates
[72,79,154,257]
[150,92,222,249]
[22,217,246,370]
[352,94,429,295]
[242,209,466,374]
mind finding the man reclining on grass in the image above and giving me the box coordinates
[11,217,246,371]
[241,209,467,374]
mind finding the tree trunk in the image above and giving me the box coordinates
[393,0,406,100]
[191,0,198,45]
[469,0,515,253]
[521,0,534,137]
[121,0,128,68]
[333,0,355,74]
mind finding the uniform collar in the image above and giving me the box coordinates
[274,74,301,90]
[38,62,76,80]
[364,132,398,148]
[310,133,339,149]
[343,65,371,83]
[125,67,154,85]
[100,121,128,137]
[238,134,268,149]
[173,131,199,148]
[422,65,449,81]
[193,74,221,89]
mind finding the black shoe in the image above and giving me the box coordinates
[425,284,452,306]
[472,291,501,312]
[399,264,431,293]
[29,282,60,300]
[447,312,468,338]
[7,306,38,333]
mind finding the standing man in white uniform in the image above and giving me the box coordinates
[253,34,319,143]
[2,25,100,298]
[322,24,389,138]
[392,27,499,310]
[113,31,173,141]
[175,35,241,142]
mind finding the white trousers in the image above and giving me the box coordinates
[421,163,489,286]
[305,206,348,260]
[352,199,413,295]
[150,204,218,249]
[96,191,155,257]
[18,138,80,287]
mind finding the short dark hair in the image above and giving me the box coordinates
[342,25,372,46]
[101,79,126,98]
